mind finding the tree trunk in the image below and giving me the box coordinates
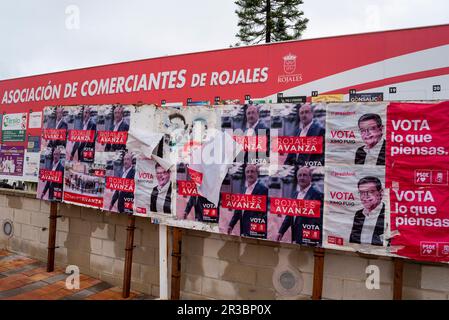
[265,0,271,43]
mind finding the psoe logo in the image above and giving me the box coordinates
[415,170,431,185]
[278,53,302,83]
[420,242,437,256]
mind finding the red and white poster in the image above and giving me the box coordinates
[325,103,387,166]
[102,150,136,214]
[323,166,388,253]
[66,106,96,163]
[63,161,105,208]
[387,101,449,262]
[221,104,270,165]
[268,165,323,246]
[218,163,269,239]
[37,106,68,202]
[133,155,174,218]
[176,162,219,223]
[94,104,133,165]
[270,103,325,167]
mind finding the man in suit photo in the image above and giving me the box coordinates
[150,163,172,214]
[109,152,136,213]
[55,106,68,130]
[48,106,68,148]
[227,164,268,239]
[355,113,386,165]
[105,105,129,152]
[40,147,64,201]
[349,176,385,246]
[183,195,219,222]
[240,104,269,163]
[276,166,323,245]
[70,106,97,162]
[244,104,268,133]
[285,103,325,166]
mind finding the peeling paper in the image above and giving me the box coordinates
[126,129,164,159]
[187,129,243,207]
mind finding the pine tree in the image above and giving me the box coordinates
[235,0,308,45]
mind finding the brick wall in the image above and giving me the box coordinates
[1,192,449,299]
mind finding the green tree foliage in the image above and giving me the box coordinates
[235,0,308,45]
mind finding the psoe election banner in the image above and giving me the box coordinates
[387,101,449,262]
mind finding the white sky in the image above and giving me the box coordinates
[1,0,448,80]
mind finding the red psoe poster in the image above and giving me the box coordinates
[387,101,449,262]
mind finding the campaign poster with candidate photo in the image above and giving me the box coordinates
[133,155,174,218]
[63,161,105,208]
[41,106,68,149]
[37,106,68,202]
[66,106,97,164]
[102,150,136,214]
[37,146,66,202]
[268,165,324,246]
[220,104,270,165]
[325,103,387,167]
[176,162,219,223]
[323,166,389,253]
[95,104,133,165]
[218,163,269,239]
[270,103,325,167]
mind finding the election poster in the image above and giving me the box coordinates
[325,103,387,166]
[63,161,105,208]
[134,155,174,218]
[270,103,325,167]
[37,146,65,202]
[62,105,102,207]
[66,106,96,163]
[221,104,270,165]
[2,112,27,142]
[41,106,67,149]
[268,165,324,246]
[323,166,389,253]
[0,146,24,176]
[94,104,133,165]
[37,107,68,202]
[218,163,269,239]
[387,101,449,262]
[176,162,219,223]
[102,150,136,214]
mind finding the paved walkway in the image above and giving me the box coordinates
[0,250,153,300]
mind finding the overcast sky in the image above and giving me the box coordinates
[1,0,448,80]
